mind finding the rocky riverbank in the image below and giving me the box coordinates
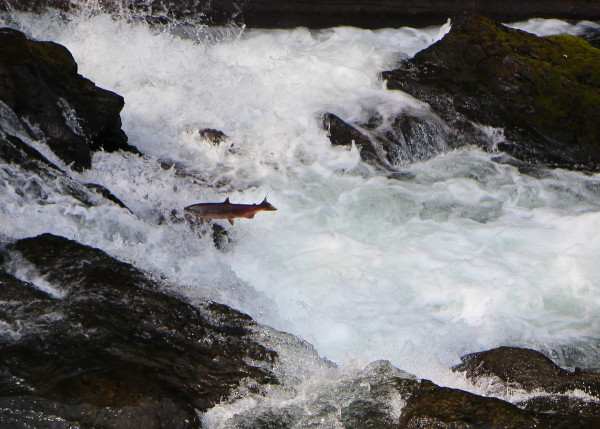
[3,234,600,428]
[323,13,600,172]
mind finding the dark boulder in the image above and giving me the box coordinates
[398,379,599,428]
[454,346,600,396]
[383,13,600,171]
[0,233,278,428]
[0,132,131,210]
[322,111,455,170]
[454,346,600,423]
[322,113,381,167]
[198,128,229,145]
[0,27,137,171]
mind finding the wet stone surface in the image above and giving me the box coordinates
[383,13,600,171]
[0,233,279,428]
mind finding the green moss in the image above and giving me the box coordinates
[453,15,600,154]
[0,30,77,80]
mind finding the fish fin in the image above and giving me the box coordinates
[224,197,230,204]
[228,218,234,225]
[247,214,255,219]
[261,196,267,204]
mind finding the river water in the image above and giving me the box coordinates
[2,8,600,424]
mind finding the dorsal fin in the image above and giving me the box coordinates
[224,197,230,204]
[261,196,267,204]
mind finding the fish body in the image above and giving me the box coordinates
[184,197,277,225]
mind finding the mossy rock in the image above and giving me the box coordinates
[383,13,600,171]
[0,234,279,428]
[0,28,136,171]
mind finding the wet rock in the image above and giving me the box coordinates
[0,133,131,210]
[3,1,600,29]
[0,233,279,428]
[322,111,454,170]
[322,113,380,167]
[397,379,599,429]
[84,182,132,212]
[454,346,600,396]
[198,128,229,145]
[580,25,600,50]
[219,356,600,428]
[521,395,600,421]
[0,27,137,171]
[454,346,600,424]
[217,359,420,428]
[211,222,233,250]
[382,13,600,171]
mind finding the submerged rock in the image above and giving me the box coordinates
[454,346,600,396]
[397,379,599,428]
[382,13,600,171]
[322,111,454,171]
[0,233,278,428]
[454,346,600,424]
[216,359,420,428]
[198,128,229,145]
[0,132,132,211]
[214,355,600,428]
[0,27,137,171]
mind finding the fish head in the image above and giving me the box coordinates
[184,204,202,215]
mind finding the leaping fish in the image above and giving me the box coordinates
[184,197,277,225]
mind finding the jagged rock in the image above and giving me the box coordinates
[454,346,600,396]
[0,233,279,428]
[221,357,600,428]
[322,113,381,167]
[522,395,600,421]
[0,133,132,210]
[2,0,600,29]
[0,27,137,171]
[220,359,420,428]
[397,379,599,428]
[382,13,600,171]
[454,346,600,423]
[199,128,229,145]
[322,112,454,170]
[83,182,131,212]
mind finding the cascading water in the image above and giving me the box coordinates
[2,7,600,425]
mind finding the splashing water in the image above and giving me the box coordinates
[2,10,600,402]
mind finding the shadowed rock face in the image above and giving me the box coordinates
[453,347,600,425]
[382,13,600,171]
[455,346,600,396]
[2,0,600,28]
[321,112,457,171]
[0,132,130,210]
[397,379,600,429]
[0,233,278,428]
[0,27,136,171]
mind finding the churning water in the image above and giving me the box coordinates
[2,8,600,420]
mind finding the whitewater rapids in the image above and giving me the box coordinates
[2,10,600,409]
